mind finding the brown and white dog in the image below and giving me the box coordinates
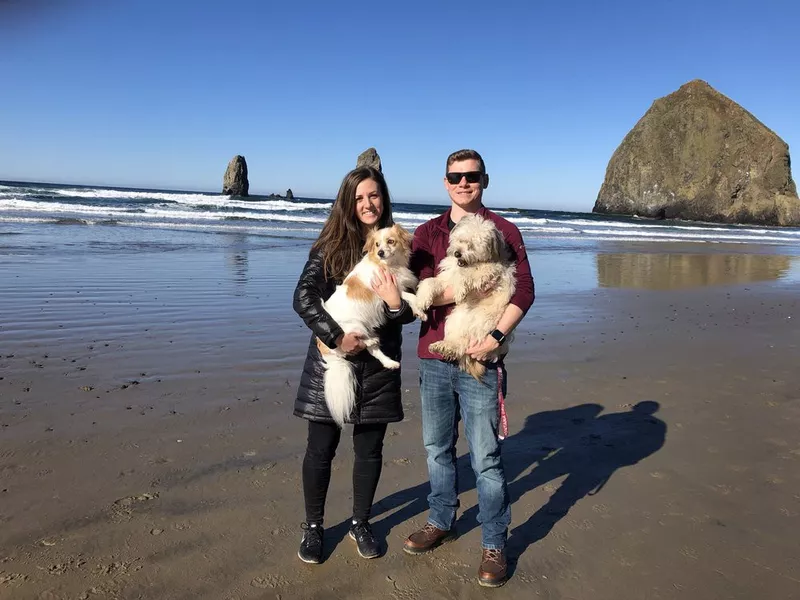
[319,224,424,426]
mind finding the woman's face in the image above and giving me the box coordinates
[354,178,383,229]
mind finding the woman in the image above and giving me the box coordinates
[292,166,415,564]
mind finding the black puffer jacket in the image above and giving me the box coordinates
[293,250,415,424]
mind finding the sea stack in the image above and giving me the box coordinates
[593,80,800,226]
[356,147,382,172]
[286,189,294,200]
[223,155,249,197]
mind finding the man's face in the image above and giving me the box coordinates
[444,158,486,209]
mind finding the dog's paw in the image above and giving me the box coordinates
[415,295,433,312]
[382,359,401,370]
[429,342,457,360]
[414,281,436,311]
[412,306,428,322]
[403,295,428,322]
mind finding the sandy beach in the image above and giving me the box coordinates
[2,229,800,599]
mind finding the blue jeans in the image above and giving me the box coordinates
[419,359,510,549]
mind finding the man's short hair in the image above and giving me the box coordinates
[446,149,486,174]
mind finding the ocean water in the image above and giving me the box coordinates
[3,180,800,247]
[2,180,800,304]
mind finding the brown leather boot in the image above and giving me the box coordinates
[402,523,456,555]
[478,548,508,587]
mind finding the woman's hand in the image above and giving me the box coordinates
[336,332,366,354]
[370,268,402,310]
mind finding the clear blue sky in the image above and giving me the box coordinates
[1,0,798,212]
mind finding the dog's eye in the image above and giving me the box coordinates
[387,239,395,245]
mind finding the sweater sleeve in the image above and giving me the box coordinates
[410,222,435,281]
[504,226,535,314]
[384,299,416,325]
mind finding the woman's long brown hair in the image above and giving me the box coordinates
[311,166,394,281]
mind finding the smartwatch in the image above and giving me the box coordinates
[490,329,506,344]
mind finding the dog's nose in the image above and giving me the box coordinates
[377,250,385,258]
[453,250,461,258]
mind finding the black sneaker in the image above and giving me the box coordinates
[349,520,381,559]
[298,522,324,564]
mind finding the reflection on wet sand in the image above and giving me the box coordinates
[225,234,249,293]
[596,252,792,290]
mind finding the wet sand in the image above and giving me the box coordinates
[1,236,800,599]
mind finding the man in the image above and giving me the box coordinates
[405,149,535,587]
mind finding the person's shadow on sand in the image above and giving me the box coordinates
[502,401,666,571]
[366,404,603,538]
[363,401,666,571]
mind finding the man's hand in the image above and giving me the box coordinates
[466,335,500,361]
[336,332,366,354]
[370,268,402,310]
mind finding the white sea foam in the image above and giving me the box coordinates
[518,226,576,233]
[0,198,330,224]
[0,215,54,224]
[0,198,132,215]
[171,196,331,212]
[53,187,221,203]
[393,211,440,222]
[504,216,550,226]
[50,187,333,212]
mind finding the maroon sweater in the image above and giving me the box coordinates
[410,206,535,360]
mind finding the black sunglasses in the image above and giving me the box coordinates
[445,171,483,185]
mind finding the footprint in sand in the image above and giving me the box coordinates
[109,492,159,521]
[0,572,29,584]
[252,462,277,473]
[47,557,87,575]
[91,559,142,576]
[251,574,288,589]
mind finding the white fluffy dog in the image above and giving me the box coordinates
[320,224,425,426]
[415,214,516,380]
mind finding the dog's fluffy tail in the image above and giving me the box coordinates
[461,356,486,381]
[324,355,357,427]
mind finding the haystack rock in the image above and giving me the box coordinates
[286,189,294,200]
[356,147,382,172]
[223,155,249,197]
[593,80,799,226]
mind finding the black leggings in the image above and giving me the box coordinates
[302,420,388,525]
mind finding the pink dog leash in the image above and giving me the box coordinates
[497,361,509,440]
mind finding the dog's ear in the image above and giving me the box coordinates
[363,228,378,253]
[491,227,506,261]
[393,224,413,253]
